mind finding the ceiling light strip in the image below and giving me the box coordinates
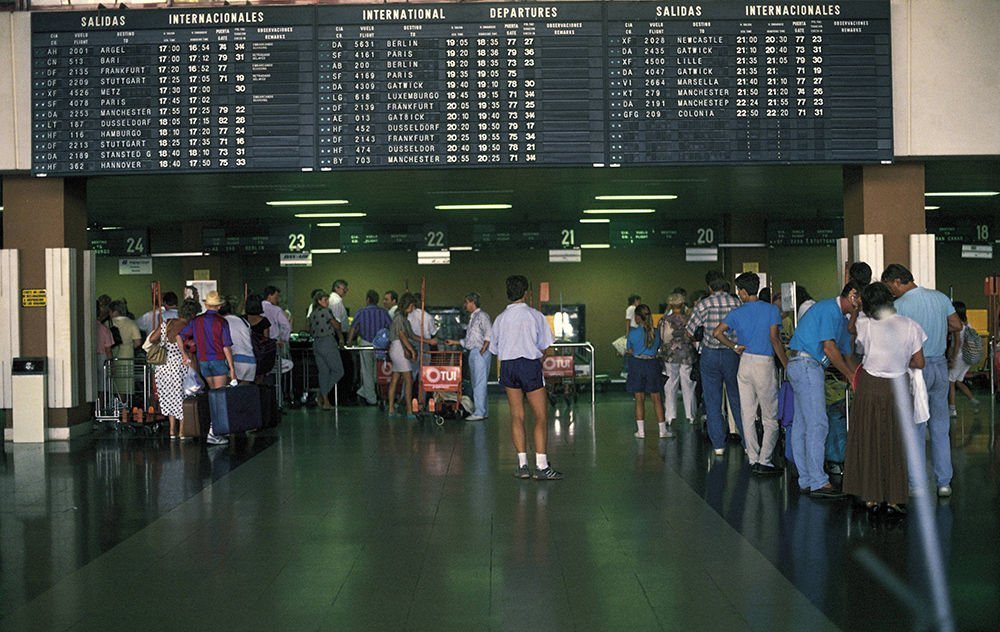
[594,195,677,201]
[311,248,343,254]
[924,191,998,197]
[266,199,350,206]
[434,204,512,211]
[294,212,367,218]
[582,209,655,215]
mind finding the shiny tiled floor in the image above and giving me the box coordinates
[1,391,996,631]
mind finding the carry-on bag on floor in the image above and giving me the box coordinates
[259,384,280,428]
[208,384,263,435]
[181,394,211,439]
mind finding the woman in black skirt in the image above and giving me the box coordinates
[844,283,926,516]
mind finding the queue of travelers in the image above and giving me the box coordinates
[622,261,966,519]
[98,261,975,505]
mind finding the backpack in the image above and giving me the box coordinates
[372,327,390,360]
[108,323,123,347]
[961,325,983,366]
[252,330,278,377]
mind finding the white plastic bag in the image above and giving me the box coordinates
[612,335,627,357]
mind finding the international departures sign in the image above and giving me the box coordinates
[31,1,891,176]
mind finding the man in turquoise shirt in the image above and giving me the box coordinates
[787,282,860,498]
[882,264,963,497]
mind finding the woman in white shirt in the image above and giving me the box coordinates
[844,282,926,518]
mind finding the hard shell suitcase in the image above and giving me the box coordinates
[208,384,262,435]
[259,384,280,428]
[180,394,211,439]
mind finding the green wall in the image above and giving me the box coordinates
[95,242,992,373]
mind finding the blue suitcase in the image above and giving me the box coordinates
[208,384,262,435]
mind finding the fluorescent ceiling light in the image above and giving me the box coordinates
[434,204,512,211]
[448,246,473,251]
[594,195,677,201]
[266,199,349,206]
[101,226,124,231]
[924,206,940,211]
[579,218,611,224]
[580,243,611,249]
[924,191,998,197]
[294,212,367,218]
[316,222,341,227]
[151,251,205,258]
[311,248,343,254]
[582,209,655,215]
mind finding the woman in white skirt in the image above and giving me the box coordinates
[388,293,430,418]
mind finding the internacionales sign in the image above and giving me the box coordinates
[31,1,890,176]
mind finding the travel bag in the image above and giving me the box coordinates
[180,393,211,439]
[207,384,263,435]
[258,384,280,428]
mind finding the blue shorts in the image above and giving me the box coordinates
[200,359,230,378]
[500,357,544,392]
[626,357,663,394]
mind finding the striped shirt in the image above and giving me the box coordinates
[179,310,233,362]
[460,308,492,351]
[686,291,742,350]
[351,304,392,343]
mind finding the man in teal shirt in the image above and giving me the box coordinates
[882,264,963,497]
[787,282,860,498]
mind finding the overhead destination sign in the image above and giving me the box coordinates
[766,218,843,246]
[610,219,720,247]
[202,224,311,254]
[31,1,891,176]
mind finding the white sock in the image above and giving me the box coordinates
[658,422,667,435]
[518,452,528,468]
[635,419,645,434]
[536,453,549,470]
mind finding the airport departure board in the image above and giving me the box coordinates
[31,1,891,176]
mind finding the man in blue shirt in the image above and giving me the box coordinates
[713,273,788,476]
[490,275,561,480]
[787,282,860,498]
[882,264,963,497]
[347,290,392,406]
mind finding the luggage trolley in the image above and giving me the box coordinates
[418,350,464,425]
[543,353,577,406]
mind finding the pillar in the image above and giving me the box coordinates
[843,163,926,270]
[3,175,92,438]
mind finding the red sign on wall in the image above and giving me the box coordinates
[542,355,574,378]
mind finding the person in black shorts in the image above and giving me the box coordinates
[489,275,562,480]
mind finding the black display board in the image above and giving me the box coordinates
[202,224,311,254]
[610,219,721,247]
[340,222,448,251]
[31,2,891,176]
[473,222,576,250]
[926,216,993,245]
[88,228,149,256]
[766,218,843,246]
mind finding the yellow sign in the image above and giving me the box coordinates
[21,289,47,307]
[742,262,760,273]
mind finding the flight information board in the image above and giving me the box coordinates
[31,2,892,176]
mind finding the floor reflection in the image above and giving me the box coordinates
[0,431,276,618]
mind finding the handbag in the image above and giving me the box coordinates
[142,332,167,365]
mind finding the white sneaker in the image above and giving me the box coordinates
[466,414,486,422]
[634,431,645,439]
[937,485,952,497]
[713,448,725,456]
[206,432,229,446]
[949,406,957,418]
[659,430,675,439]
